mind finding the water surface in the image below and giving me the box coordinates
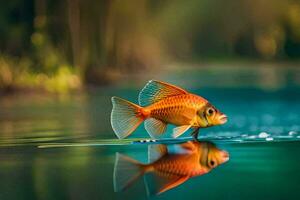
[0,66,299,200]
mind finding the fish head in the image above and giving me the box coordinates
[198,104,227,127]
[207,144,229,169]
[200,142,229,169]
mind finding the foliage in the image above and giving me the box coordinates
[1,0,300,93]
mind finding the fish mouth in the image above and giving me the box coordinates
[221,150,229,163]
[219,114,228,124]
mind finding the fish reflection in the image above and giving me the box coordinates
[113,141,229,195]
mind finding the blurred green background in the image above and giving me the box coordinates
[1,0,300,94]
[1,2,300,200]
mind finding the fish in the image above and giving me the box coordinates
[113,141,229,195]
[111,80,227,139]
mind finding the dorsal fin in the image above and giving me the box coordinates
[148,144,168,163]
[138,80,188,106]
[144,173,189,196]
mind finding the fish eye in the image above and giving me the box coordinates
[210,160,215,167]
[206,107,215,116]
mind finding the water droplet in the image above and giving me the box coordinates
[288,131,297,136]
[259,132,270,138]
[266,137,274,141]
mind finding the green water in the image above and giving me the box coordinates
[1,140,300,200]
[0,66,300,200]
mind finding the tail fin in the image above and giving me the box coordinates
[111,97,144,139]
[113,153,145,192]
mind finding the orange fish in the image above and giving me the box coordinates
[111,80,227,139]
[114,141,229,195]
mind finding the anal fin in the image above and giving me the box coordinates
[145,118,167,139]
[148,144,168,163]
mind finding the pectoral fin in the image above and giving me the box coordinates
[178,141,198,153]
[172,125,191,138]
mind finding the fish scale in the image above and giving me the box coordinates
[153,157,196,177]
[147,94,206,125]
